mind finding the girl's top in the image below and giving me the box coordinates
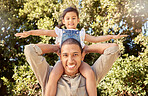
[55,27,85,48]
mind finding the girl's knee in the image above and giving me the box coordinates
[79,62,95,77]
[55,61,63,69]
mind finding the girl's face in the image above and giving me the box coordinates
[62,11,79,29]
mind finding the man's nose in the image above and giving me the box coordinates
[68,56,74,63]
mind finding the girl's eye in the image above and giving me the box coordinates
[73,18,76,20]
[66,18,69,20]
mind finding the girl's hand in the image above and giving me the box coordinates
[15,31,30,38]
[112,33,128,39]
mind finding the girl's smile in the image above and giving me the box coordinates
[62,12,79,29]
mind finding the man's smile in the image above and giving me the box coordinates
[66,64,76,69]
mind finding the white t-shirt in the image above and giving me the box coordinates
[55,27,85,48]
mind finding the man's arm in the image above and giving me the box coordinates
[84,43,120,84]
[35,44,60,54]
[83,43,118,55]
[24,44,59,95]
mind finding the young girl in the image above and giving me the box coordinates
[15,7,127,96]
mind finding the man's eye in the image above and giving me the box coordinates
[73,18,76,20]
[63,54,68,57]
[74,54,78,56]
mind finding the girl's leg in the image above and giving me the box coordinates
[45,61,64,96]
[79,62,97,96]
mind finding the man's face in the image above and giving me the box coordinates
[60,44,82,76]
[62,11,79,29]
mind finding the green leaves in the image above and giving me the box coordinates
[2,63,41,95]
[37,17,54,29]
[12,63,41,95]
[98,52,148,95]
[1,0,148,95]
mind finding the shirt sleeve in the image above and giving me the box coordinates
[55,27,62,45]
[55,27,61,36]
[24,44,53,92]
[91,46,120,84]
[80,28,86,48]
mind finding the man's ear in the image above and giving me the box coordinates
[59,53,62,59]
[81,53,85,61]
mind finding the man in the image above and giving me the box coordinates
[24,38,120,96]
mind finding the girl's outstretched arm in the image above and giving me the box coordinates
[15,29,57,38]
[85,33,128,43]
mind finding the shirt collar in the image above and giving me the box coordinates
[62,73,80,78]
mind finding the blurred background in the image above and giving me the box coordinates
[0,0,147,95]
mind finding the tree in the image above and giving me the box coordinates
[1,0,147,95]
[98,34,148,95]
[0,0,41,95]
[0,0,25,95]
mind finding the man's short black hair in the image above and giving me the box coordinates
[60,38,83,54]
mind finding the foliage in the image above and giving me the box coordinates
[2,62,41,95]
[98,47,148,95]
[0,0,25,95]
[0,0,41,95]
[0,0,148,95]
[98,33,148,95]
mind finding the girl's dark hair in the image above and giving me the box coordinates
[60,38,83,54]
[57,7,79,29]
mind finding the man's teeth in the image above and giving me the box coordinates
[67,65,75,68]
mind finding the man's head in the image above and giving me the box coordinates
[60,38,83,76]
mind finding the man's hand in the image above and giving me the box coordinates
[54,44,60,56]
[82,45,88,60]
[15,31,30,38]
